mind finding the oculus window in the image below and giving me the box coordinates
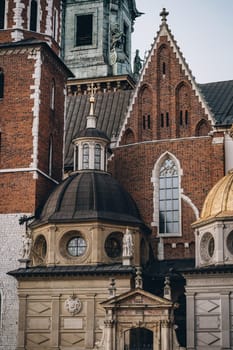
[76,15,93,46]
[159,158,179,234]
[105,232,123,258]
[67,237,87,257]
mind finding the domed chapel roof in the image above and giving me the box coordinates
[32,171,145,229]
[195,169,233,225]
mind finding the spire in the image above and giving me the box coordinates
[160,8,169,22]
[86,83,97,128]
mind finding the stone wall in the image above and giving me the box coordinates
[0,213,28,350]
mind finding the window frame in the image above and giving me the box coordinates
[75,14,93,47]
[151,153,182,237]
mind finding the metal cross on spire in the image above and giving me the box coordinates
[160,8,169,22]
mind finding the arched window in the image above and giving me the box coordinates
[30,0,38,32]
[0,0,5,29]
[48,135,53,176]
[82,143,89,169]
[152,153,181,237]
[159,158,179,234]
[0,69,4,99]
[94,144,101,169]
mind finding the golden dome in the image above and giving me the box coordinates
[194,170,233,226]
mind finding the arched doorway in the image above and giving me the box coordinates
[124,328,153,350]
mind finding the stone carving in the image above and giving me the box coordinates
[21,227,32,259]
[110,24,123,50]
[123,227,134,257]
[65,295,82,315]
[133,49,143,77]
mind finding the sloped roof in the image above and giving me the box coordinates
[198,80,233,126]
[65,90,133,168]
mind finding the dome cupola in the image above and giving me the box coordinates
[192,170,233,267]
[72,85,110,172]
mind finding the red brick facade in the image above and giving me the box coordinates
[0,0,61,53]
[0,0,70,214]
[109,30,225,260]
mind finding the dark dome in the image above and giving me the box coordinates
[33,171,145,228]
[75,128,110,141]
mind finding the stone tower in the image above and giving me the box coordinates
[63,0,141,78]
[0,1,71,349]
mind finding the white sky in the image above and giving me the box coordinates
[132,0,233,83]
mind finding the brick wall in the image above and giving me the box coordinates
[109,35,225,260]
[0,43,67,213]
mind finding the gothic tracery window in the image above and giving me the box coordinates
[159,158,180,234]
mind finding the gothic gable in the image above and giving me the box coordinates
[118,12,214,145]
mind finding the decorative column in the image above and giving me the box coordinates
[186,292,195,350]
[161,320,171,350]
[85,294,96,348]
[17,294,27,350]
[104,320,114,350]
[221,292,230,349]
[51,294,60,349]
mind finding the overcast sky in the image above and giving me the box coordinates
[132,0,233,83]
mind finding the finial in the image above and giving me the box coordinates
[163,276,171,300]
[108,278,116,298]
[89,83,96,116]
[160,8,169,22]
[135,266,143,289]
[86,83,97,128]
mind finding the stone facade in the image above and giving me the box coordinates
[63,0,138,78]
[0,214,27,350]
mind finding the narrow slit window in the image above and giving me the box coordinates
[161,113,164,128]
[166,112,169,127]
[76,15,93,46]
[0,0,5,29]
[147,115,151,129]
[123,22,129,56]
[162,62,166,75]
[48,136,53,177]
[143,115,146,130]
[30,0,38,32]
[0,70,4,99]
[180,110,183,125]
[185,110,188,125]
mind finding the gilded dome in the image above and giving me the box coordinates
[197,170,233,224]
[32,171,147,230]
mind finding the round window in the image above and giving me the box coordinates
[200,232,215,262]
[227,230,233,255]
[105,232,123,258]
[67,237,87,257]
